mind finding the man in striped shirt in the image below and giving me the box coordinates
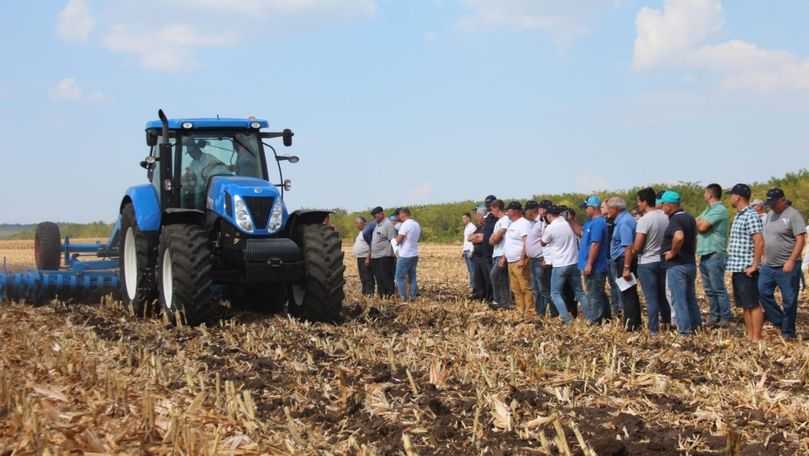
[726,184,765,341]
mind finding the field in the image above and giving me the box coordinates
[1,242,808,455]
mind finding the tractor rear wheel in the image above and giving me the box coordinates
[35,222,61,270]
[289,224,345,322]
[120,204,158,317]
[157,224,216,325]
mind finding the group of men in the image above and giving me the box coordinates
[461,185,806,341]
[352,207,421,301]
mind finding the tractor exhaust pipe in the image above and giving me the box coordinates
[158,109,169,144]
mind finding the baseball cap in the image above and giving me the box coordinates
[578,195,602,209]
[730,183,751,199]
[539,200,553,209]
[525,200,540,210]
[392,207,401,217]
[507,201,522,211]
[659,191,681,204]
[547,204,562,215]
[765,187,785,205]
[370,206,384,215]
[484,195,497,206]
[557,204,570,213]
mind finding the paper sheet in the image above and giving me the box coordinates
[615,273,637,291]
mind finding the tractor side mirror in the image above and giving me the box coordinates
[146,131,158,146]
[283,129,294,147]
[277,155,299,163]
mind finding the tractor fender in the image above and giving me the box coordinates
[284,210,333,239]
[121,185,161,232]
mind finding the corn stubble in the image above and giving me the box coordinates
[0,243,807,454]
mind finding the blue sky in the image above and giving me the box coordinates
[1,0,808,223]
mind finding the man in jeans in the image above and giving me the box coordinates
[394,207,421,302]
[696,183,732,328]
[541,205,590,325]
[727,184,765,341]
[488,199,512,309]
[461,212,476,290]
[607,196,641,331]
[525,200,552,317]
[504,201,534,320]
[633,187,671,334]
[759,187,806,340]
[368,206,397,297]
[468,206,492,301]
[352,216,376,296]
[660,191,701,336]
[602,200,624,317]
[578,196,609,323]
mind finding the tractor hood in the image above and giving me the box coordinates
[208,176,288,235]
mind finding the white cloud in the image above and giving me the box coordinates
[424,31,439,42]
[404,181,434,203]
[633,0,809,93]
[49,78,108,103]
[456,0,606,49]
[58,0,377,73]
[574,175,609,193]
[56,0,97,43]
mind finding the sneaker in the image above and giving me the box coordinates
[763,322,779,331]
[704,320,719,329]
[716,320,731,328]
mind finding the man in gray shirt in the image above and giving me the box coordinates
[633,187,671,334]
[369,206,397,298]
[759,188,806,340]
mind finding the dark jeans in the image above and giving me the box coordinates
[667,262,702,335]
[530,259,552,316]
[699,252,733,323]
[463,251,475,288]
[371,256,396,297]
[608,260,624,313]
[584,271,609,323]
[638,261,671,333]
[472,254,492,301]
[614,256,641,331]
[491,256,511,308]
[758,262,801,339]
[356,257,376,296]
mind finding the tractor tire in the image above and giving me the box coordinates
[157,224,216,325]
[237,286,288,314]
[289,224,345,322]
[35,222,61,270]
[119,204,158,318]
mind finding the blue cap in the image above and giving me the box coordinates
[578,196,601,209]
[659,191,681,204]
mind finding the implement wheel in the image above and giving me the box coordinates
[289,224,345,322]
[120,204,158,317]
[157,224,216,325]
[35,222,61,270]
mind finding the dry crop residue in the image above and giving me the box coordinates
[0,243,807,454]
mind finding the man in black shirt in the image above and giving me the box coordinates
[481,194,498,278]
[469,206,493,301]
[660,191,701,335]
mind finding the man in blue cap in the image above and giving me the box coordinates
[578,196,610,323]
[660,191,701,335]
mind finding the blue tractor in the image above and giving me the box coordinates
[2,110,346,325]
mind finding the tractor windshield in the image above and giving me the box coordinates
[179,131,265,209]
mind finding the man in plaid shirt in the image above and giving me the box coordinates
[727,184,765,341]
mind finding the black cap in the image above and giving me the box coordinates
[547,205,562,215]
[392,207,401,216]
[507,201,522,211]
[730,183,751,199]
[370,206,384,215]
[525,200,540,210]
[765,187,785,205]
[484,195,497,206]
[539,200,553,209]
[557,205,569,213]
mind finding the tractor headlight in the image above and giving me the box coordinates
[267,197,284,233]
[232,194,254,233]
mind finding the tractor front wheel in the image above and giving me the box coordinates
[289,224,345,322]
[157,224,216,325]
[120,204,158,317]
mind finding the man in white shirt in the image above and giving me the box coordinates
[541,205,590,325]
[462,212,476,290]
[395,207,421,302]
[504,202,534,320]
[525,201,551,317]
[488,199,512,309]
[352,216,375,296]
